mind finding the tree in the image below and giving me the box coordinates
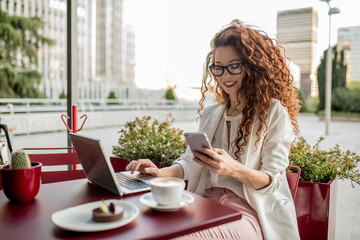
[317,45,347,111]
[165,86,176,100]
[0,9,54,98]
[59,90,66,99]
[107,91,117,99]
[298,89,308,113]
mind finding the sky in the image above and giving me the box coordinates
[123,0,360,100]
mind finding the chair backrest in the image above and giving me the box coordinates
[286,165,301,201]
[23,147,86,184]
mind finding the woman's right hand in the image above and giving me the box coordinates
[125,159,160,176]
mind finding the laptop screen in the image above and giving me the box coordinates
[68,133,121,195]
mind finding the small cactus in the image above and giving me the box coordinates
[10,151,31,169]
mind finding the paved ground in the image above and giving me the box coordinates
[6,114,360,240]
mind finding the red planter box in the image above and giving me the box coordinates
[295,179,337,240]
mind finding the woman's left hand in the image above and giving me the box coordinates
[192,148,242,176]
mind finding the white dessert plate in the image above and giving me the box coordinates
[51,199,139,232]
[139,192,194,212]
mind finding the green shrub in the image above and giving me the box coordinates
[345,88,360,112]
[59,90,66,99]
[112,114,187,166]
[332,87,360,112]
[107,91,117,99]
[289,134,360,186]
[348,81,360,90]
[298,90,308,113]
[165,87,176,100]
[332,87,348,111]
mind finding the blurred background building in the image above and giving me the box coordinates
[276,7,319,99]
[2,1,359,101]
[337,26,360,83]
[1,0,136,100]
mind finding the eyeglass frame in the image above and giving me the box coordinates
[209,62,245,77]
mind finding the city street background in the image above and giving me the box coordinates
[6,113,360,240]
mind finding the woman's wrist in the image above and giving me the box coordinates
[230,163,247,182]
[231,164,271,190]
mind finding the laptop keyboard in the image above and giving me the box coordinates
[115,172,150,190]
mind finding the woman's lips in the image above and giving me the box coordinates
[223,81,237,88]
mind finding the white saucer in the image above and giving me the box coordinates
[51,199,139,232]
[139,192,194,212]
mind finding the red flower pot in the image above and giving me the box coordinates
[0,162,42,202]
[295,179,337,240]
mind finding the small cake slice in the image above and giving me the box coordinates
[92,201,124,222]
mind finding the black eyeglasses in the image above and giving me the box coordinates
[209,63,245,77]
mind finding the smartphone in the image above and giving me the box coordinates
[184,132,213,156]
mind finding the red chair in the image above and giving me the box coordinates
[286,165,301,200]
[23,147,86,184]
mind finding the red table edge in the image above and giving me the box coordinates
[145,212,242,240]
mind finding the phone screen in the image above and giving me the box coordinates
[184,132,213,156]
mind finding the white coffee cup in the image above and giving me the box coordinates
[150,177,185,206]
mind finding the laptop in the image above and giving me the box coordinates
[69,133,154,196]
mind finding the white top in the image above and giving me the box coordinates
[206,110,245,198]
[174,99,300,239]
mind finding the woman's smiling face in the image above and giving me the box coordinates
[213,46,246,101]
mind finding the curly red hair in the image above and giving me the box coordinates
[199,20,300,158]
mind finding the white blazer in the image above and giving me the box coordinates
[174,99,300,240]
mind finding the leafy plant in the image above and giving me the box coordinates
[59,90,67,99]
[332,87,360,113]
[107,91,117,99]
[165,87,176,100]
[0,142,6,165]
[0,9,54,98]
[112,114,187,166]
[289,134,360,186]
[298,89,308,113]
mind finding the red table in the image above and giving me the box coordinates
[0,179,242,239]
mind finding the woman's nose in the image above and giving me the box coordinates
[221,69,232,79]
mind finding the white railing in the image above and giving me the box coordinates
[0,98,198,114]
[0,99,199,135]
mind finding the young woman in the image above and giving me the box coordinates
[126,20,300,239]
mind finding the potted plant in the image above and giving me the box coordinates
[0,123,12,167]
[0,142,7,165]
[0,123,12,190]
[0,142,7,189]
[289,134,360,240]
[0,150,42,202]
[111,114,187,171]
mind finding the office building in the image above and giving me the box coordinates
[277,7,319,98]
[338,26,360,82]
[1,0,135,99]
